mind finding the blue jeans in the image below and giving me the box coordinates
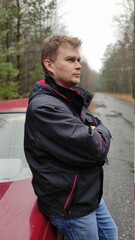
[49,199,118,240]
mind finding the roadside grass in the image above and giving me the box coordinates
[104,93,134,104]
[89,92,134,115]
[89,101,96,114]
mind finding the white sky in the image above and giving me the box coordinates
[58,0,123,71]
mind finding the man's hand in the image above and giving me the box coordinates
[91,126,96,130]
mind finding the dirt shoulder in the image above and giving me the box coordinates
[104,93,134,104]
[89,92,134,115]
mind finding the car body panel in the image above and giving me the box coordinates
[0,179,56,240]
[0,99,57,240]
[0,98,28,112]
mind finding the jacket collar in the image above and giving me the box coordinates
[34,74,93,116]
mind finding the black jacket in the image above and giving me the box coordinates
[24,75,111,218]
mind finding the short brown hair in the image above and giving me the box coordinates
[41,35,82,73]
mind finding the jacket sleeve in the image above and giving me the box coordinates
[26,102,111,168]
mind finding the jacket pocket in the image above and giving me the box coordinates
[63,175,78,211]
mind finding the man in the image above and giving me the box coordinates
[24,35,118,239]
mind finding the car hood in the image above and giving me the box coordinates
[0,179,56,240]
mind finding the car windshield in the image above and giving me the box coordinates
[0,112,32,182]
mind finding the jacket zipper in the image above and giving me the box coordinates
[63,175,78,211]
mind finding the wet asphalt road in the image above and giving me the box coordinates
[93,93,134,240]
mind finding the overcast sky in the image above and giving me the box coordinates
[58,0,123,71]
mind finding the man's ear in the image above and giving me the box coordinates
[44,59,54,74]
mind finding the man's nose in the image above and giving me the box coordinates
[75,61,82,69]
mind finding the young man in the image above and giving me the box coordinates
[24,35,118,239]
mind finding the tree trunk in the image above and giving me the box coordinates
[16,0,21,82]
[133,0,135,98]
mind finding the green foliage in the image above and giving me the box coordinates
[0,81,20,100]
[14,40,25,56]
[80,61,91,91]
[133,0,135,99]
[0,0,58,99]
[79,60,100,93]
[100,0,133,95]
[30,63,43,80]
[0,62,19,78]
[100,41,132,93]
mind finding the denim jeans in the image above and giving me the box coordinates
[49,199,118,240]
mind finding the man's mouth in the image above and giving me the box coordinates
[74,74,80,77]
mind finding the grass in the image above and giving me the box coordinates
[89,101,96,114]
[89,92,134,115]
[104,93,134,104]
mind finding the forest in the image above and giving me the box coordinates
[0,0,134,99]
[99,0,134,96]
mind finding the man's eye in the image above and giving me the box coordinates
[68,59,74,62]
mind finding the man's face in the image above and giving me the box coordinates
[44,44,82,88]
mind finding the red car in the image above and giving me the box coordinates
[0,99,58,240]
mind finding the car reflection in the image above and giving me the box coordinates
[0,113,31,183]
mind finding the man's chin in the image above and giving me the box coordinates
[72,78,80,85]
[70,81,79,87]
[61,78,80,88]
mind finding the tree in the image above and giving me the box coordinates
[79,60,100,94]
[79,60,91,91]
[11,0,57,94]
[100,0,134,95]
[133,0,135,98]
[0,0,58,99]
[0,0,19,85]
[114,0,134,95]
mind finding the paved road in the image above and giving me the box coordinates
[93,93,134,240]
